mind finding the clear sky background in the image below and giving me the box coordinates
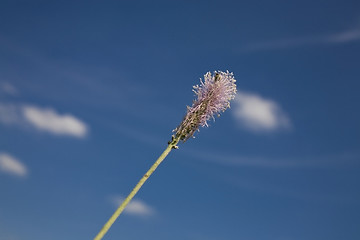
[0,0,360,240]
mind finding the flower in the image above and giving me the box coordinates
[173,70,237,142]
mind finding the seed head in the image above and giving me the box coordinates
[173,70,237,142]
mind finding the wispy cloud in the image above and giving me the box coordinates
[0,103,21,125]
[232,91,290,131]
[327,28,360,43]
[110,195,155,217]
[223,174,358,204]
[240,27,360,52]
[184,149,360,169]
[0,82,18,95]
[184,150,360,203]
[0,102,88,138]
[0,35,154,109]
[0,152,28,177]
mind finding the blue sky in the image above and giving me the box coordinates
[0,0,360,239]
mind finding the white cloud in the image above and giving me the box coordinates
[22,105,88,138]
[111,196,155,217]
[0,102,88,138]
[0,153,28,177]
[232,91,290,131]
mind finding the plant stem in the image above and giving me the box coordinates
[94,138,179,240]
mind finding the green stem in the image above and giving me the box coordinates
[94,138,179,240]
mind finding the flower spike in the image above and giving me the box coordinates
[94,70,237,240]
[174,70,237,142]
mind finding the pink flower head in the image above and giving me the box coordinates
[174,70,237,142]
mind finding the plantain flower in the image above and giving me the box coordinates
[174,70,237,141]
[94,70,237,240]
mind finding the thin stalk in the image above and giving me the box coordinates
[94,138,179,240]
